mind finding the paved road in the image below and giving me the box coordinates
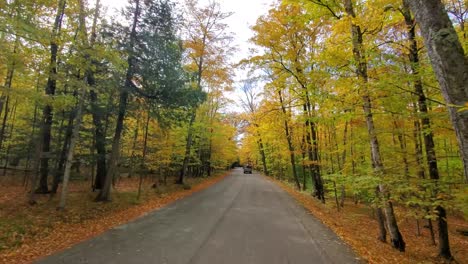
[37,168,360,264]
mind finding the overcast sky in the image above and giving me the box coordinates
[100,0,274,112]
[100,0,273,61]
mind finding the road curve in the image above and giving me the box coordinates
[37,168,360,264]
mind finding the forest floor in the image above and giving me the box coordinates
[270,177,468,264]
[0,171,231,264]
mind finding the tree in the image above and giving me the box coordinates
[407,0,468,186]
[249,3,325,197]
[87,0,108,191]
[239,78,269,176]
[177,0,234,184]
[342,0,405,251]
[96,0,195,201]
[405,0,467,259]
[95,0,141,201]
[36,0,67,194]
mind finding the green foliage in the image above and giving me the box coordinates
[454,186,468,218]
[0,0,237,207]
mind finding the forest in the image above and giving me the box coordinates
[0,0,467,263]
[238,0,468,262]
[0,0,238,202]
[0,0,238,260]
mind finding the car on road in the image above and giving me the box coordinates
[243,165,252,174]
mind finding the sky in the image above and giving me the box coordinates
[100,0,273,58]
[100,0,274,112]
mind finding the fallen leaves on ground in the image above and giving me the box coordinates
[0,172,230,264]
[268,177,468,264]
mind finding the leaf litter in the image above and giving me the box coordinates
[268,176,468,264]
[0,172,230,264]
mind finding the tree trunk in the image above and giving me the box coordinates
[376,195,387,242]
[128,118,140,178]
[51,109,75,193]
[58,81,86,210]
[95,0,140,202]
[0,36,19,151]
[2,101,17,175]
[393,118,409,178]
[402,2,452,258]
[340,119,349,207]
[137,111,150,200]
[412,115,426,179]
[407,0,468,184]
[0,79,12,153]
[301,135,307,190]
[178,19,209,183]
[95,89,128,201]
[310,115,324,202]
[0,97,11,164]
[206,131,212,177]
[37,0,67,194]
[343,0,405,251]
[178,109,196,184]
[258,135,269,176]
[88,0,107,191]
[90,89,107,190]
[294,76,324,201]
[24,73,41,187]
[28,138,42,205]
[278,90,301,190]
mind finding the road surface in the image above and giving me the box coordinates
[37,168,360,264]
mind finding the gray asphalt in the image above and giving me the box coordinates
[37,168,360,264]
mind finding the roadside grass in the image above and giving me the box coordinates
[0,171,230,264]
[268,177,468,264]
